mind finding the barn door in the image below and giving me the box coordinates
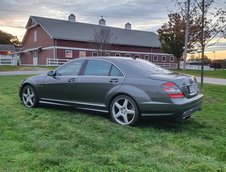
[33,52,38,66]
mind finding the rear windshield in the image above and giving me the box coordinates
[126,59,172,75]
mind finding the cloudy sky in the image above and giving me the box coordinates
[0,0,225,59]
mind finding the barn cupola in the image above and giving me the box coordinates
[125,22,131,30]
[68,14,76,22]
[99,16,106,26]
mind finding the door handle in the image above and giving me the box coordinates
[68,78,76,83]
[109,78,119,83]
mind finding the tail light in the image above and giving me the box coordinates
[162,82,184,98]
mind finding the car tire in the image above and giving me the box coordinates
[110,95,140,126]
[21,85,39,108]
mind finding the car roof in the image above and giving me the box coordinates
[77,56,135,63]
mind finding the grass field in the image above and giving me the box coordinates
[0,75,225,171]
[0,65,55,72]
[174,69,226,79]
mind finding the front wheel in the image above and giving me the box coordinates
[21,85,39,108]
[110,95,140,126]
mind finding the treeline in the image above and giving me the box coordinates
[0,30,20,47]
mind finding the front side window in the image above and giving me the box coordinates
[55,60,84,76]
[84,60,112,76]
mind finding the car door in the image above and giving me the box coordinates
[40,59,84,102]
[76,59,125,106]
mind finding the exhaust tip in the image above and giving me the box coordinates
[182,115,191,120]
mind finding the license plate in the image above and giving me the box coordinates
[189,84,196,94]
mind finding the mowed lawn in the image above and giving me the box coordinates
[0,65,54,72]
[0,75,225,171]
[173,69,226,79]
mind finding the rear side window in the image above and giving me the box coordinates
[127,59,172,75]
[110,65,123,76]
[84,60,112,76]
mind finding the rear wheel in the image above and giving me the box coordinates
[110,95,139,126]
[22,85,39,108]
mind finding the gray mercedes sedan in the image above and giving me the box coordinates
[19,57,203,126]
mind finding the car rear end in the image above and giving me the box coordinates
[123,58,203,119]
[151,74,203,119]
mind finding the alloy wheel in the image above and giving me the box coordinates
[22,86,37,108]
[111,96,139,125]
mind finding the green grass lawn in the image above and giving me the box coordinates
[0,65,55,72]
[0,75,225,171]
[173,69,226,79]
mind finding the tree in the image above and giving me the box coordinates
[190,0,226,48]
[157,0,226,72]
[92,27,116,56]
[194,55,211,65]
[176,0,226,53]
[191,0,226,90]
[157,13,187,69]
[0,30,20,47]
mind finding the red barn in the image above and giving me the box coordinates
[20,14,177,69]
[0,44,15,56]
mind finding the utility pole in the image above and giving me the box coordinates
[183,0,191,70]
[200,0,205,92]
[213,50,216,70]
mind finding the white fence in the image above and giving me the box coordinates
[46,58,70,66]
[155,63,177,69]
[0,56,15,66]
[180,61,213,71]
[184,65,213,71]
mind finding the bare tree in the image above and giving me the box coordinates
[92,27,117,56]
[176,0,226,91]
[176,0,226,48]
[193,0,226,91]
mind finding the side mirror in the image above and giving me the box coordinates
[47,71,54,77]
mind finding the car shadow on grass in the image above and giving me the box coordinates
[39,104,109,119]
[137,116,207,132]
[38,104,206,131]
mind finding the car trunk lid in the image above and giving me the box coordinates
[149,73,199,98]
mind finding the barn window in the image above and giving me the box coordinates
[162,56,166,62]
[65,50,73,58]
[170,56,174,62]
[153,56,158,61]
[144,55,149,61]
[34,31,37,42]
[115,53,120,56]
[79,51,86,57]
[125,54,131,57]
[135,54,140,58]
[92,52,98,56]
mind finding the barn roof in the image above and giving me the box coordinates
[27,16,160,48]
[0,44,15,52]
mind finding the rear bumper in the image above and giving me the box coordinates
[139,94,203,118]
